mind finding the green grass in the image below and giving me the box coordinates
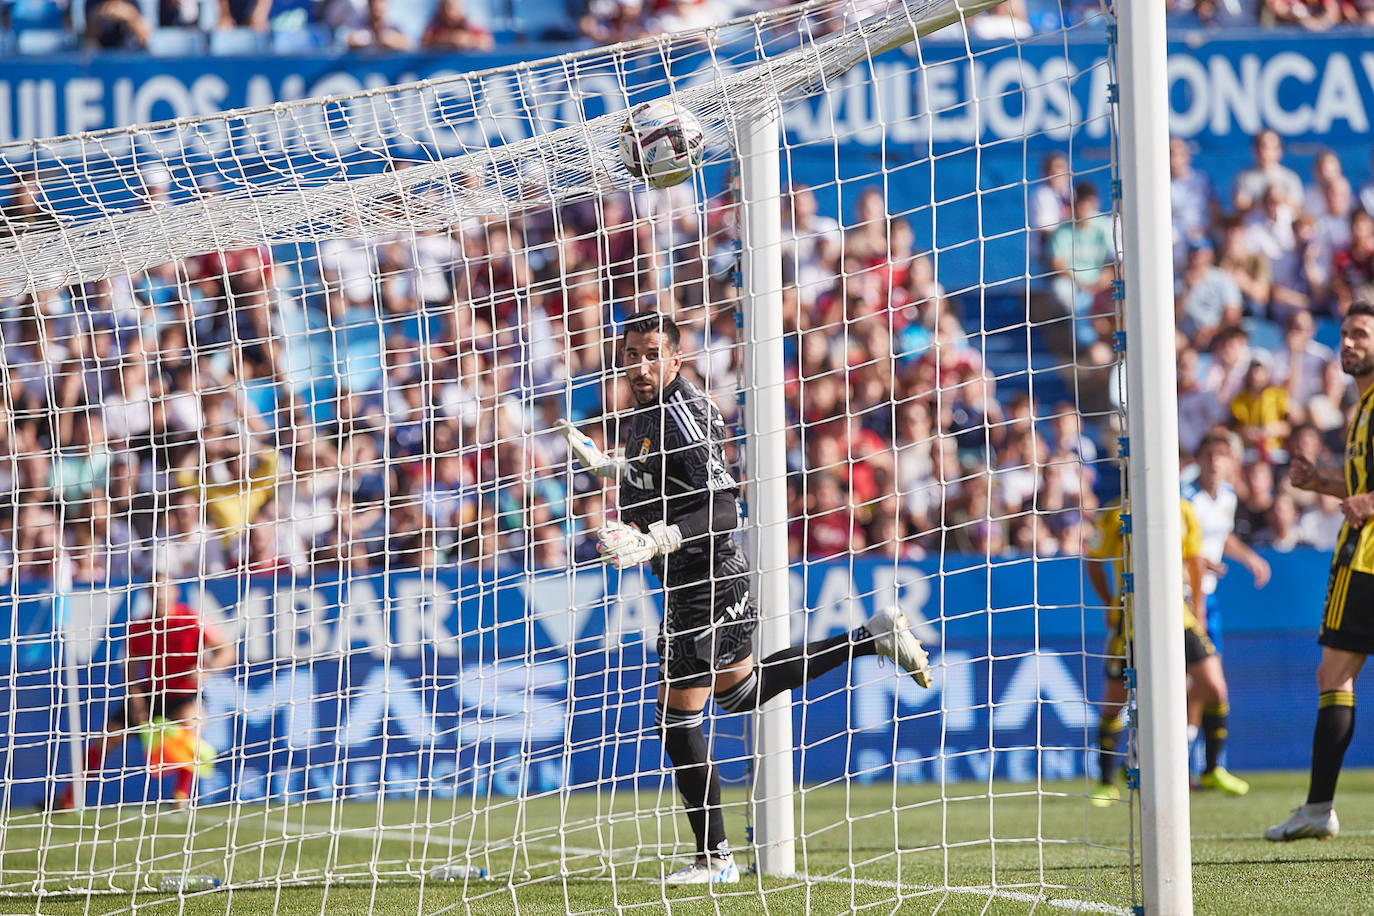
[0,770,1370,914]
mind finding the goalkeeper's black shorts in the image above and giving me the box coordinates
[657,551,759,689]
[1319,561,1374,655]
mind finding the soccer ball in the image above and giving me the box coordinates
[617,100,705,190]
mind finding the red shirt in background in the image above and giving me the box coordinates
[126,604,220,698]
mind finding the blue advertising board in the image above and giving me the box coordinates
[0,548,1352,809]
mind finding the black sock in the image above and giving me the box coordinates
[715,629,877,713]
[1098,712,1124,784]
[1308,690,1356,806]
[659,707,727,858]
[1202,702,1228,774]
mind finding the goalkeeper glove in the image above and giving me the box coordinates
[555,419,624,480]
[596,520,683,569]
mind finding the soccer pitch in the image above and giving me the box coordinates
[2,771,1372,915]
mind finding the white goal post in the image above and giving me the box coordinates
[0,0,1187,913]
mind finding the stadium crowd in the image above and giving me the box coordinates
[1,111,1368,586]
[1,0,1371,56]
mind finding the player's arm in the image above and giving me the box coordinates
[555,420,624,480]
[1223,532,1270,588]
[1290,454,1347,498]
[203,624,237,674]
[1187,554,1207,630]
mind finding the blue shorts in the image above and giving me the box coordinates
[1204,593,1222,656]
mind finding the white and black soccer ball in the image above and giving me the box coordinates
[617,100,705,190]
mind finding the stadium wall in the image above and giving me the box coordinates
[0,549,1354,808]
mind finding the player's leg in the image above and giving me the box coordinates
[713,608,930,716]
[55,703,134,809]
[1091,633,1129,806]
[656,579,737,885]
[1267,565,1371,841]
[1187,639,1247,796]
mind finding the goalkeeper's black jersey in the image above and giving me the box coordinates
[618,374,742,585]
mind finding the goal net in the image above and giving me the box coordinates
[0,0,1143,912]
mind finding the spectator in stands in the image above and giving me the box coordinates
[176,434,280,544]
[421,0,493,50]
[1233,459,1275,543]
[1217,214,1272,316]
[1296,493,1344,549]
[327,0,412,50]
[646,0,728,34]
[1203,324,1253,410]
[1,170,58,238]
[1332,208,1374,315]
[1306,356,1356,436]
[580,0,647,43]
[1256,490,1301,552]
[1271,309,1334,405]
[85,0,152,49]
[1265,0,1342,27]
[1170,138,1218,271]
[215,0,276,30]
[1230,359,1290,463]
[1304,150,1350,219]
[1232,129,1303,215]
[791,472,866,559]
[1029,151,1072,268]
[1176,238,1242,351]
[1359,150,1374,219]
[1244,185,1305,320]
[159,0,200,26]
[1046,182,1115,344]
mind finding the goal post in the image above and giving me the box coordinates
[737,98,794,879]
[0,0,1187,912]
[1116,0,1193,911]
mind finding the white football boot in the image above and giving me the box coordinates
[866,607,933,688]
[663,854,740,885]
[1264,804,1339,842]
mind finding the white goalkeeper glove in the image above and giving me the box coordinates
[555,419,624,480]
[596,520,683,569]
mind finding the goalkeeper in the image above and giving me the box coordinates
[558,310,931,886]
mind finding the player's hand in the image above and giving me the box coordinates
[1342,492,1374,527]
[1245,553,1271,588]
[596,520,682,569]
[555,419,623,480]
[1290,454,1319,491]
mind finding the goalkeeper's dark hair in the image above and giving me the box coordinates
[621,310,681,351]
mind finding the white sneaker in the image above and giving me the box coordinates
[663,855,740,885]
[1264,804,1339,842]
[866,607,933,688]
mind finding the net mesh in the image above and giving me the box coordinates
[0,0,1136,912]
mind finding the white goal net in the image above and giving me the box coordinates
[0,0,1143,912]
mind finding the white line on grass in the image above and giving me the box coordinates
[796,874,1134,915]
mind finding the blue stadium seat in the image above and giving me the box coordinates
[1243,316,1283,356]
[8,0,66,30]
[209,26,268,55]
[14,27,75,53]
[271,23,334,52]
[148,27,207,56]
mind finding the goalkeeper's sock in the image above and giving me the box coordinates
[1098,712,1124,784]
[658,706,726,858]
[1202,702,1228,774]
[715,630,877,713]
[1308,690,1355,805]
